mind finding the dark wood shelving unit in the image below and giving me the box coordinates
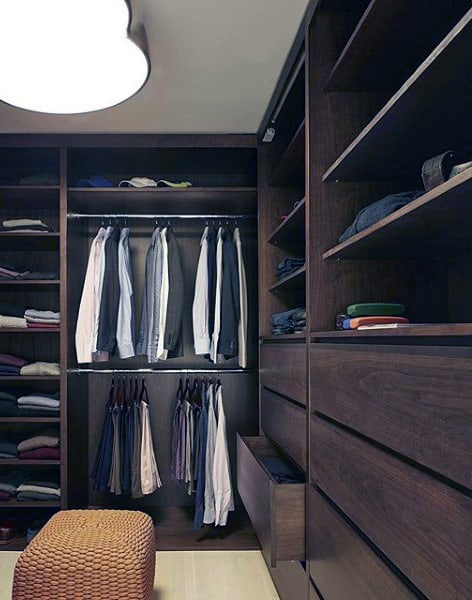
[0,417,60,423]
[68,187,258,215]
[269,265,306,292]
[0,232,60,251]
[323,0,470,92]
[311,323,472,339]
[0,501,60,508]
[267,197,305,251]
[0,459,60,466]
[0,185,59,209]
[0,280,59,286]
[270,120,305,187]
[262,333,306,342]
[0,328,60,333]
[323,169,472,259]
[0,376,60,381]
[323,10,472,181]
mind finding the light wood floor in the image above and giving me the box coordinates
[0,550,280,600]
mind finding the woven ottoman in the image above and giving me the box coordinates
[12,510,156,600]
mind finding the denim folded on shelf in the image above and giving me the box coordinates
[339,190,423,243]
[270,307,306,327]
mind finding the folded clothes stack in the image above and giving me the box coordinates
[0,353,28,376]
[336,303,408,330]
[25,309,60,329]
[20,362,60,376]
[0,470,28,501]
[16,470,60,501]
[17,428,60,461]
[17,392,60,417]
[270,307,306,335]
[276,257,305,281]
[0,218,53,233]
[0,389,18,416]
[0,261,58,280]
[0,303,27,329]
[0,437,19,459]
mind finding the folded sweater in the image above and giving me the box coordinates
[20,362,60,376]
[17,429,59,453]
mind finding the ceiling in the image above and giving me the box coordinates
[0,0,309,134]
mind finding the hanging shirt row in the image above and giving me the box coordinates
[192,226,247,367]
[75,223,247,367]
[170,377,234,528]
[92,377,161,497]
[75,224,185,363]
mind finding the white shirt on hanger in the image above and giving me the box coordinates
[192,226,210,355]
[212,384,234,526]
[117,227,136,359]
[234,227,248,369]
[92,226,112,362]
[75,227,106,364]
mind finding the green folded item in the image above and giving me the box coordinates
[346,303,405,317]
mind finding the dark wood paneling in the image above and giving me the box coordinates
[311,418,472,600]
[311,343,472,488]
[261,342,307,406]
[237,435,305,567]
[261,388,306,470]
[268,561,307,600]
[308,487,416,599]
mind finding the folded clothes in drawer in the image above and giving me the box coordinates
[259,456,304,484]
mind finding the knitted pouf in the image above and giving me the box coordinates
[12,510,156,600]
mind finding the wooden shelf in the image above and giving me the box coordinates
[311,323,472,339]
[323,10,472,181]
[0,501,60,508]
[270,120,305,187]
[262,333,306,342]
[0,280,59,285]
[0,376,60,381]
[0,232,60,250]
[0,186,59,209]
[267,197,305,251]
[0,328,60,333]
[324,0,469,92]
[0,459,60,466]
[323,169,472,259]
[269,265,306,292]
[0,418,60,423]
[68,187,258,215]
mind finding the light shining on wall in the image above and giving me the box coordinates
[0,0,149,114]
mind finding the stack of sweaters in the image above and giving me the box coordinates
[0,470,60,502]
[0,218,53,234]
[336,303,408,330]
[0,261,57,280]
[0,428,60,461]
[0,303,60,329]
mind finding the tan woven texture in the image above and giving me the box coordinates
[12,509,156,600]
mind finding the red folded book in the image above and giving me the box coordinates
[349,316,409,329]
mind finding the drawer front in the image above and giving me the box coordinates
[269,561,307,600]
[308,487,416,600]
[261,342,306,405]
[311,418,472,600]
[237,435,305,567]
[311,343,472,488]
[261,388,306,470]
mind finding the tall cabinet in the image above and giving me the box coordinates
[243,1,472,599]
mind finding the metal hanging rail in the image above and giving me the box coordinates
[67,213,256,219]
[67,368,256,375]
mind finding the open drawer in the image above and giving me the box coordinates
[237,434,305,567]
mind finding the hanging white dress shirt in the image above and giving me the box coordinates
[212,384,234,526]
[75,227,106,364]
[92,226,112,362]
[117,227,136,359]
[192,226,210,355]
[234,227,248,368]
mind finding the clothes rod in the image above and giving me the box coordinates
[68,368,256,374]
[67,213,256,220]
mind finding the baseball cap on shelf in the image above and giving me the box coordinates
[76,175,113,187]
[157,179,192,188]
[119,177,158,188]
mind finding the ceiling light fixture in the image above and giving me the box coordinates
[0,0,150,114]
